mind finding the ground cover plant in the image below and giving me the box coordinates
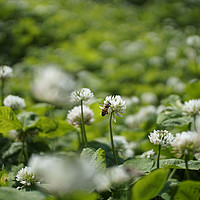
[0,0,200,199]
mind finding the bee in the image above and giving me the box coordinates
[100,102,111,116]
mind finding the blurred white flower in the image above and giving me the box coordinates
[0,65,13,79]
[70,88,94,103]
[94,166,140,192]
[166,77,185,93]
[141,92,158,105]
[29,155,96,195]
[125,105,157,129]
[67,105,94,128]
[194,152,200,161]
[186,35,200,48]
[148,130,174,148]
[16,166,37,187]
[112,136,134,159]
[172,131,200,158]
[140,149,155,159]
[182,99,200,115]
[4,95,26,110]
[123,96,139,107]
[103,95,126,122]
[148,56,164,67]
[32,66,76,106]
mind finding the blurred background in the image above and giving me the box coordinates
[1,0,200,152]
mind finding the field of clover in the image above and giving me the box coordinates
[1,0,200,200]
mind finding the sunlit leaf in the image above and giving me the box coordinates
[174,181,200,200]
[132,168,169,200]
[0,107,23,134]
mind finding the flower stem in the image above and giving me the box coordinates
[80,100,88,148]
[1,79,4,106]
[193,114,197,132]
[109,112,118,165]
[157,144,161,169]
[185,154,190,180]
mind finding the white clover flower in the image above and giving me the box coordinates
[186,35,200,48]
[0,65,13,79]
[125,105,157,129]
[141,92,158,105]
[182,99,200,115]
[102,95,126,122]
[140,149,155,159]
[29,155,96,194]
[67,105,94,128]
[194,152,200,161]
[16,166,37,186]
[94,166,142,192]
[32,66,76,106]
[172,131,200,158]
[70,88,94,103]
[4,95,26,110]
[148,130,174,148]
[94,166,129,192]
[112,136,134,159]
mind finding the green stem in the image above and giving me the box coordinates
[80,100,88,147]
[185,154,190,180]
[79,128,84,150]
[193,114,197,132]
[1,79,4,106]
[157,144,161,169]
[168,168,177,180]
[109,112,118,165]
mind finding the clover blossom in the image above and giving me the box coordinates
[112,136,134,159]
[70,88,94,103]
[140,149,155,159]
[67,105,94,128]
[103,95,126,122]
[16,166,37,187]
[182,99,200,116]
[148,130,174,148]
[172,131,200,158]
[4,95,26,110]
[0,65,13,79]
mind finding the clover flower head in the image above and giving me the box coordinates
[67,105,94,128]
[16,166,37,186]
[70,88,94,103]
[140,149,155,159]
[182,99,200,115]
[186,35,200,48]
[32,66,76,106]
[172,131,200,158]
[0,65,13,79]
[4,95,26,110]
[148,129,174,148]
[112,136,134,158]
[103,95,126,122]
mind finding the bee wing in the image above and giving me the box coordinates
[99,103,104,109]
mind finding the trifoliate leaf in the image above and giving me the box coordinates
[0,165,8,186]
[132,168,169,200]
[0,107,23,134]
[2,142,22,160]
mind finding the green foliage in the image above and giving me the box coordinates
[123,157,155,173]
[0,187,45,200]
[80,148,106,172]
[132,168,169,200]
[0,165,8,187]
[0,107,22,135]
[173,181,200,200]
[157,95,192,128]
